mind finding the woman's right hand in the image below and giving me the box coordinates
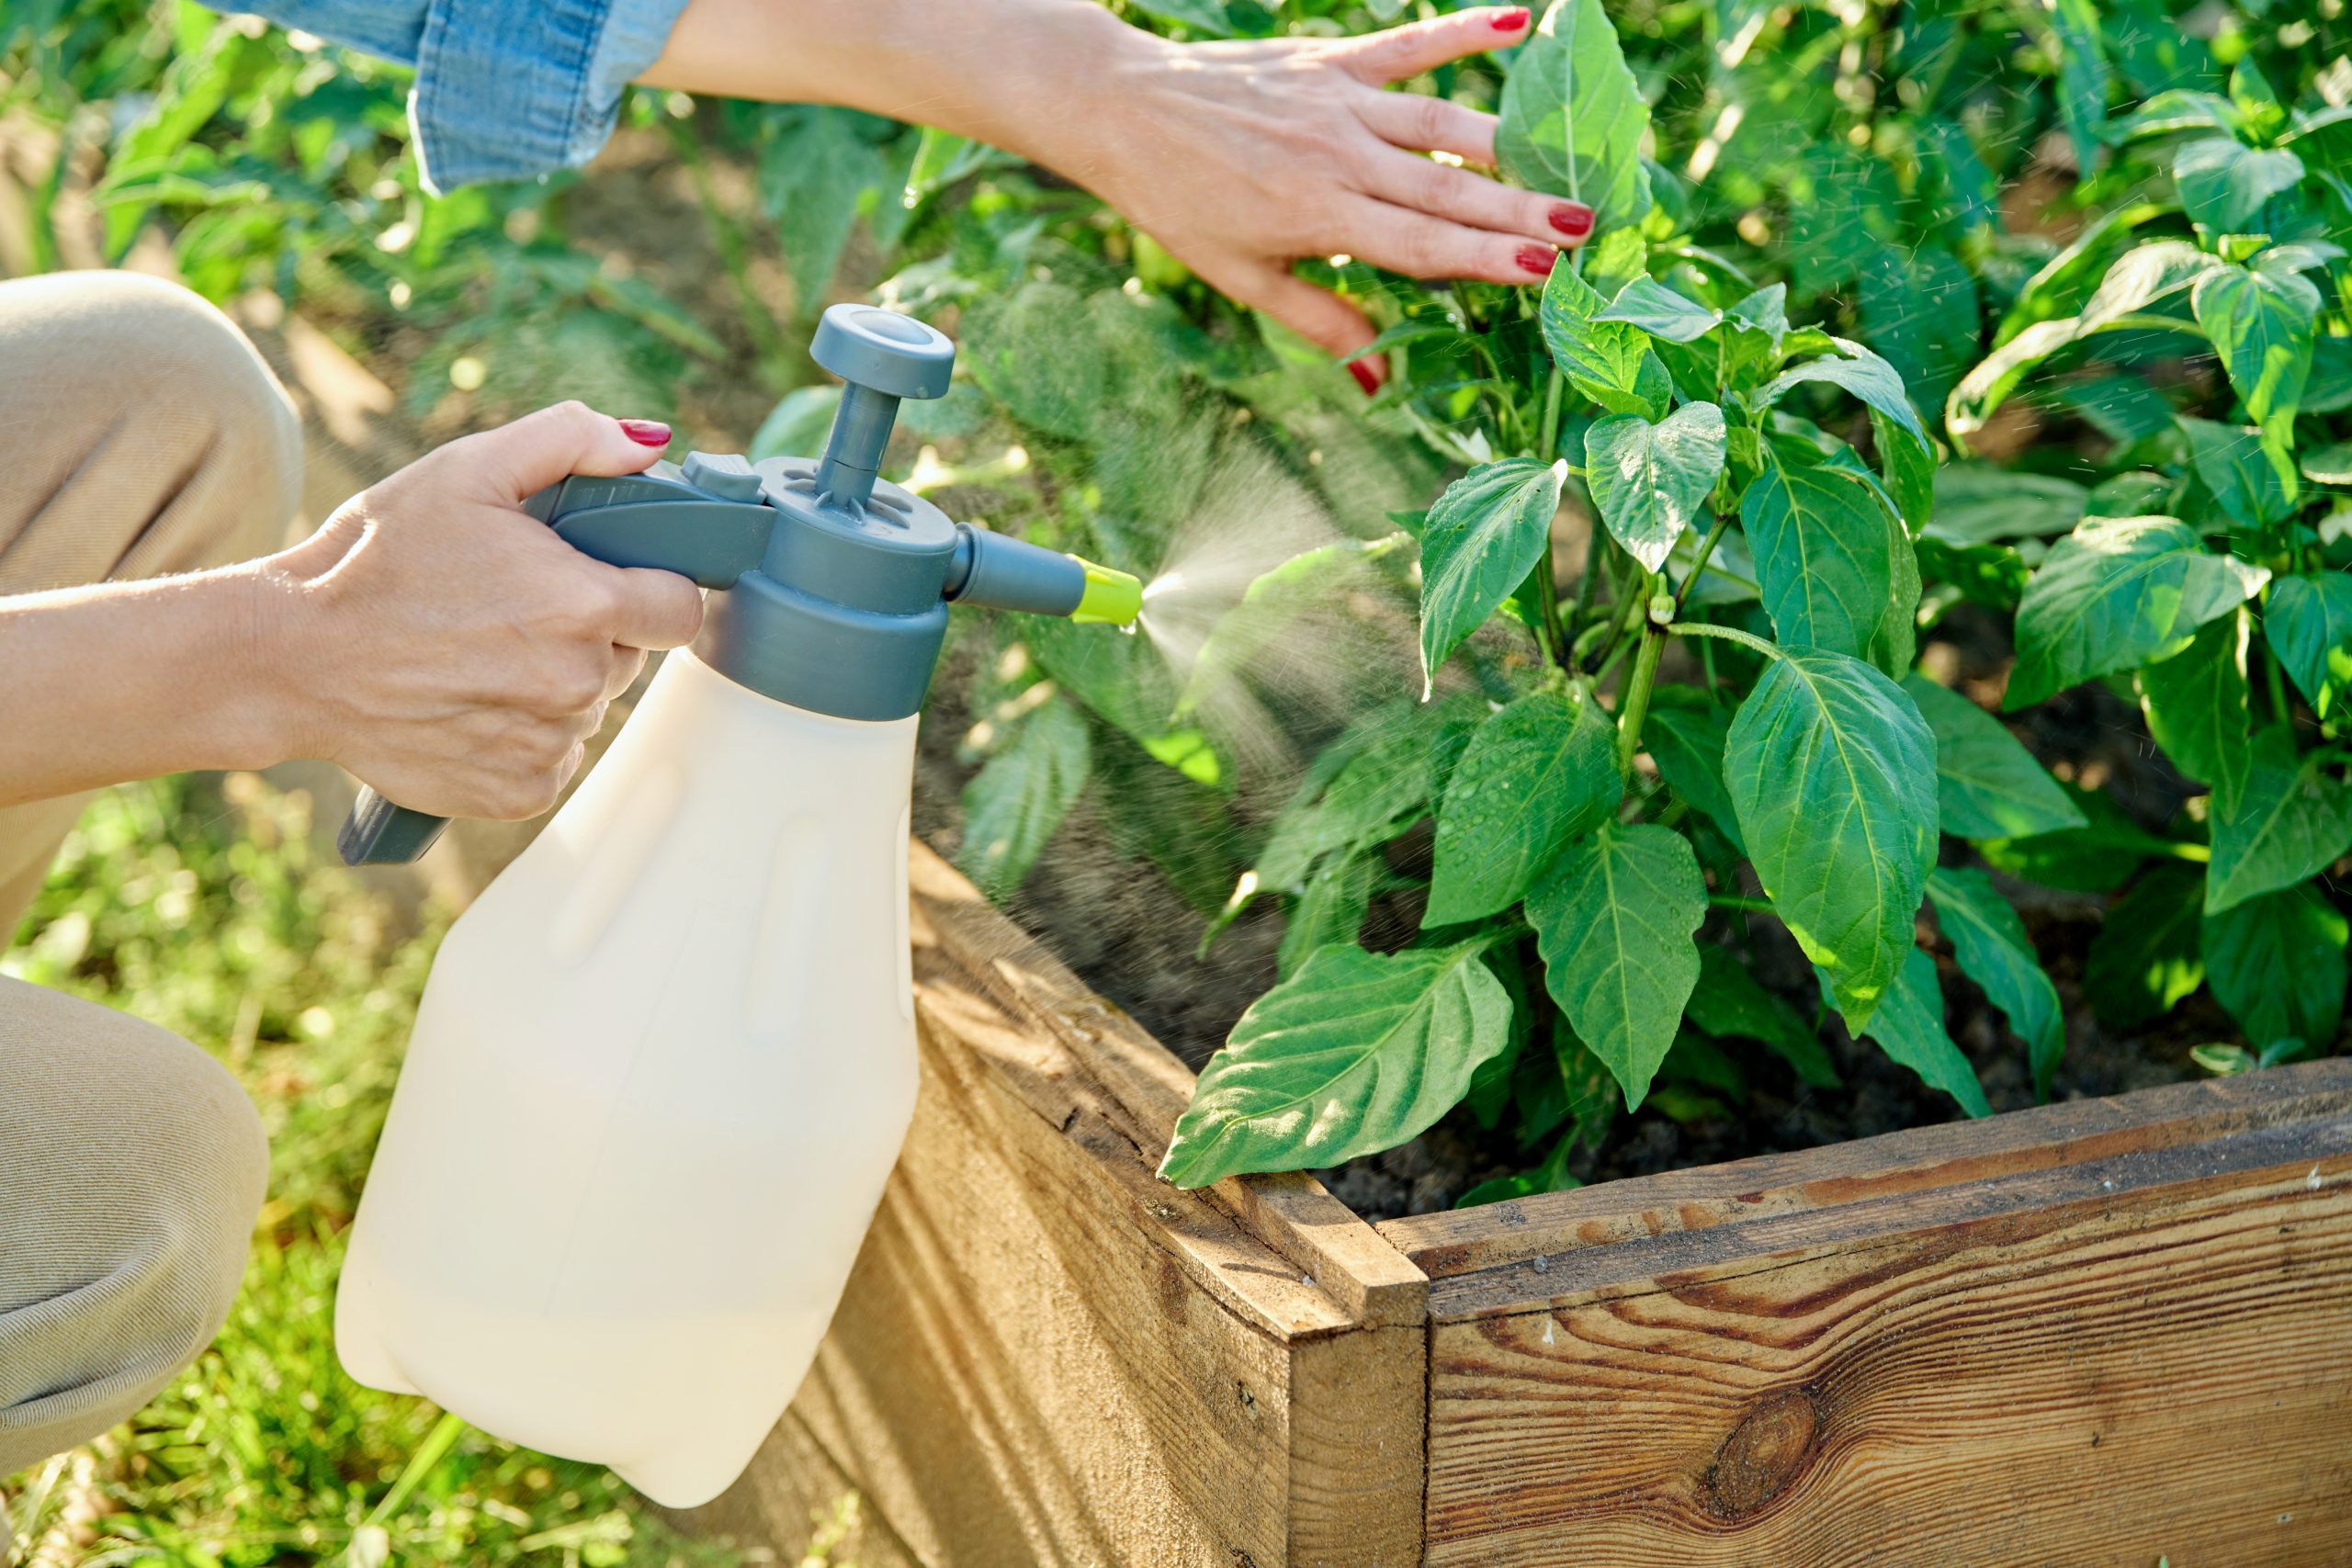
[258,403,707,821]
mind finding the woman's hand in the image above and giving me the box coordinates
[263,404,707,820]
[645,1,1588,392]
[1076,6,1589,389]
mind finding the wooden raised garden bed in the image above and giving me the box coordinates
[673,842,2352,1567]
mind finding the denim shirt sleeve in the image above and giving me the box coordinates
[224,0,692,191]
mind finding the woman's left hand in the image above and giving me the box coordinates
[1067,6,1592,391]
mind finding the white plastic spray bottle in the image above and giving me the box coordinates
[329,306,1141,1507]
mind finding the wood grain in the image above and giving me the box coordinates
[704,844,1428,1567]
[1418,1063,2352,1567]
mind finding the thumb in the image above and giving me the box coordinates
[1232,267,1385,395]
[466,401,672,504]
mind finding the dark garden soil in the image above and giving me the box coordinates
[916,599,2241,1223]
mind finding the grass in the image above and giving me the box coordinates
[0,773,842,1567]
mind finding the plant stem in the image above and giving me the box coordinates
[1669,620,1783,660]
[2263,635,2291,724]
[1710,894,1774,912]
[1615,576,1668,774]
[1538,367,1565,463]
[1531,551,1566,667]
[1675,511,1735,615]
[362,1412,468,1533]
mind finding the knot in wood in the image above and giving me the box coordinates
[1700,1387,1822,1520]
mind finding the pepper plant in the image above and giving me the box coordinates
[1160,0,2097,1195]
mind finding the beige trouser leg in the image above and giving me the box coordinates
[0,268,299,1476]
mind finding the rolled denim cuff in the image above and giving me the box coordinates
[408,0,692,191]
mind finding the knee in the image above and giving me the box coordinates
[0,981,267,1458]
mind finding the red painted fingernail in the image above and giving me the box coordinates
[1517,244,1560,277]
[618,419,671,447]
[1349,358,1383,397]
[1550,203,1595,239]
[1492,6,1532,29]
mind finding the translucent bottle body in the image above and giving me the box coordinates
[335,649,919,1506]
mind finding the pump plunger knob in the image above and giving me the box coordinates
[809,305,956,512]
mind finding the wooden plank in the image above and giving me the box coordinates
[1382,1060,2352,1279]
[668,1411,922,1568]
[1417,1064,2352,1567]
[908,845,1428,1330]
[722,865,1427,1567]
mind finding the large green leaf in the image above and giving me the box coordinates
[1595,277,1723,341]
[2191,263,2319,484]
[1276,852,1376,980]
[1727,649,1939,1032]
[1978,784,2190,894]
[1426,687,1620,926]
[2047,0,2111,172]
[2084,866,2207,1031]
[2266,573,2352,717]
[1828,947,1993,1116]
[1759,339,1929,452]
[1255,702,1462,891]
[956,696,1091,900]
[1860,243,1982,420]
[2203,883,2349,1048]
[1901,675,2087,840]
[2007,515,2268,710]
[1928,867,2065,1100]
[1684,943,1839,1088]
[1743,437,1896,663]
[1539,265,1670,419]
[2171,137,2304,233]
[756,107,898,316]
[1645,692,1744,851]
[2136,612,2252,810]
[2178,416,2291,529]
[1925,467,2088,546]
[1418,458,1566,695]
[1526,823,1707,1109]
[1495,0,1653,232]
[1584,402,1727,572]
[2205,727,2352,914]
[1159,941,1513,1187]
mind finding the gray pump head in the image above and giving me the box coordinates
[338,303,1140,866]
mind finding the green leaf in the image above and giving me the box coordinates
[1743,437,1896,663]
[2136,612,2251,809]
[1526,823,1707,1110]
[1901,675,2087,840]
[756,107,896,315]
[1727,649,1939,1032]
[1256,705,1453,891]
[2190,263,2318,486]
[1178,533,1413,717]
[2178,417,2291,528]
[1277,852,1376,980]
[1426,687,1621,926]
[2172,138,2303,233]
[1916,536,2031,612]
[1645,692,1745,852]
[1159,941,1514,1187]
[2007,515,2268,710]
[1495,0,1654,232]
[1928,867,2065,1100]
[1418,458,1566,695]
[1925,466,2088,547]
[1684,944,1839,1088]
[1594,276,1723,342]
[2048,0,2111,173]
[2102,90,2244,142]
[1759,339,1929,452]
[962,281,1106,440]
[2203,883,2348,1048]
[956,696,1091,900]
[1978,784,2191,893]
[1539,265,1670,419]
[1837,947,1994,1117]
[2265,573,2352,718]
[1583,402,1727,572]
[2084,866,2207,1031]
[1860,244,1982,423]
[2205,727,2352,914]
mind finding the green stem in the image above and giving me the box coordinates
[1669,620,1783,660]
[362,1412,469,1534]
[1615,577,1669,774]
[2262,633,2291,724]
[1538,367,1566,464]
[1532,553,1566,667]
[1710,894,1774,912]
[1674,511,1735,615]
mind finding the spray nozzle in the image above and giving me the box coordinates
[942,525,1143,627]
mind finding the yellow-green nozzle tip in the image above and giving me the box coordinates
[1070,558,1144,626]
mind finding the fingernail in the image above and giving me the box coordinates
[618,419,671,447]
[1517,244,1560,277]
[1550,203,1595,240]
[1491,6,1532,29]
[1349,358,1383,397]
